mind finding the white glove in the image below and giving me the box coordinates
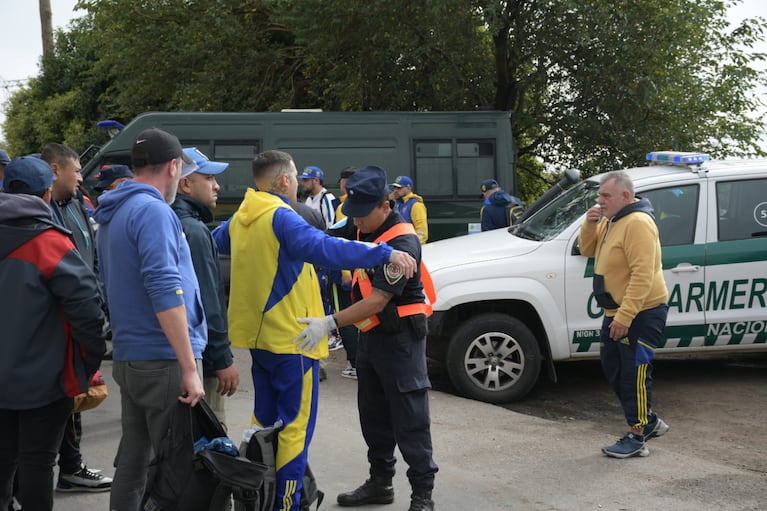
[293,315,337,353]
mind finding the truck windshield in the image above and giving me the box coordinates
[513,180,600,241]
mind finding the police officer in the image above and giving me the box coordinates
[294,165,438,511]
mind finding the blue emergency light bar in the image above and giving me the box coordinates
[97,119,125,139]
[646,151,710,165]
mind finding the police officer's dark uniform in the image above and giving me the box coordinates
[336,166,438,511]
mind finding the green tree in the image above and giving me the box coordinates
[3,0,765,199]
[79,0,296,116]
[483,0,767,178]
[277,0,495,111]
[3,22,105,155]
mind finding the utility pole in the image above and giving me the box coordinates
[39,0,54,57]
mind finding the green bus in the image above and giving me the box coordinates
[81,111,517,240]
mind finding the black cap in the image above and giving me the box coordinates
[339,166,358,181]
[342,165,388,218]
[94,165,134,191]
[131,128,192,168]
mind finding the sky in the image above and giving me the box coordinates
[0,0,766,146]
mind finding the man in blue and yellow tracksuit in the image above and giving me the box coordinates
[227,150,417,511]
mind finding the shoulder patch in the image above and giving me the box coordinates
[384,263,405,285]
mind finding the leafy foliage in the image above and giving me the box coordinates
[2,0,765,196]
[481,0,766,177]
[276,0,494,111]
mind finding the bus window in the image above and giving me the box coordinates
[457,140,495,197]
[415,141,452,196]
[414,139,496,198]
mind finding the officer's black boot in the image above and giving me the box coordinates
[408,490,435,511]
[337,476,395,506]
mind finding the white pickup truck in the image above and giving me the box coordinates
[423,152,767,403]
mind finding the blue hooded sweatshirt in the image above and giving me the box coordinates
[94,181,207,361]
[481,190,516,231]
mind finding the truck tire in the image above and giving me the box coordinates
[446,313,541,403]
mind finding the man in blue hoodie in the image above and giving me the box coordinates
[479,179,525,231]
[95,128,206,511]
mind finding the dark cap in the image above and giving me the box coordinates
[480,178,499,197]
[391,175,413,189]
[131,128,192,168]
[3,157,55,194]
[94,164,134,191]
[338,166,358,181]
[342,165,388,218]
[0,149,10,165]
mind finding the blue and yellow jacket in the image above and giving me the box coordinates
[228,189,394,358]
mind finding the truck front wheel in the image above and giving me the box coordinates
[446,313,541,403]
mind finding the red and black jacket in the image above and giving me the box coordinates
[0,193,106,410]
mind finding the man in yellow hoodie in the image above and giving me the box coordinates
[579,171,669,459]
[225,150,416,511]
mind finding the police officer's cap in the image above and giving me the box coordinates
[342,165,388,218]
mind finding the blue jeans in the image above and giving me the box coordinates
[109,360,199,511]
[0,397,72,511]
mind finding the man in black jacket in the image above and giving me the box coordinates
[0,157,106,510]
[172,148,239,423]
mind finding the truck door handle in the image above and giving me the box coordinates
[670,264,701,273]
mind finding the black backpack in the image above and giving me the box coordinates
[143,400,267,511]
[235,421,324,511]
[506,196,526,225]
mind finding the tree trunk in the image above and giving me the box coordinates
[39,0,54,57]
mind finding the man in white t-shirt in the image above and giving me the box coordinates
[299,166,337,229]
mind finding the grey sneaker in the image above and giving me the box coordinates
[602,432,649,459]
[56,465,112,492]
[643,417,669,440]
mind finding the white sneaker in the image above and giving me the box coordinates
[341,362,357,380]
[328,335,344,351]
[56,464,112,492]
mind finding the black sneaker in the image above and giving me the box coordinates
[409,493,435,511]
[56,465,112,493]
[337,477,394,507]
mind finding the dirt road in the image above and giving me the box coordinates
[432,352,767,475]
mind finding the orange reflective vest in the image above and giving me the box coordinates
[352,223,436,332]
